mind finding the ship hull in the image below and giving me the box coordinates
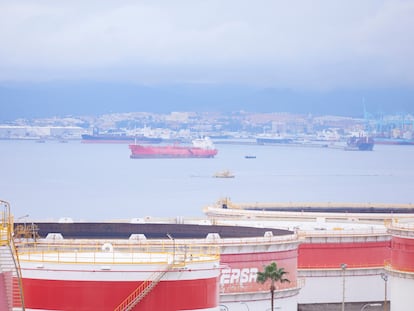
[82,134,162,144]
[129,144,218,158]
[256,137,294,145]
[130,154,216,158]
[346,135,374,151]
[374,138,414,145]
[345,142,374,151]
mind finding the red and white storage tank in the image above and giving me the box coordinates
[387,221,414,311]
[205,232,301,311]
[16,240,221,311]
[297,224,390,309]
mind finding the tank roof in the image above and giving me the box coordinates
[15,222,293,240]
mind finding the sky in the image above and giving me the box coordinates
[1,0,414,117]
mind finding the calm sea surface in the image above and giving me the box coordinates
[1,140,414,221]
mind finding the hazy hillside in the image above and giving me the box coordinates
[1,82,413,121]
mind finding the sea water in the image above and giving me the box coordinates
[1,140,414,221]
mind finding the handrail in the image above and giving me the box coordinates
[114,264,173,311]
[215,198,414,209]
[16,241,220,265]
[114,247,190,311]
[1,200,25,311]
[9,238,26,310]
[298,263,386,269]
[298,228,389,237]
[388,222,414,231]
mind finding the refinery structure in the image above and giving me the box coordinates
[1,199,414,311]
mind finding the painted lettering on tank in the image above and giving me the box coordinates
[220,268,258,285]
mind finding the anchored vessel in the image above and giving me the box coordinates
[256,135,294,145]
[374,137,414,145]
[81,134,162,144]
[345,135,374,151]
[129,137,218,159]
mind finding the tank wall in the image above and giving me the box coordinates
[299,241,390,269]
[220,294,298,311]
[298,273,385,304]
[20,261,217,281]
[21,277,219,311]
[18,255,220,311]
[391,236,414,271]
[220,249,298,294]
[389,276,414,311]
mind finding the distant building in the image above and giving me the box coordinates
[0,126,84,139]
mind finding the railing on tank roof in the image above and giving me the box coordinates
[298,226,388,237]
[16,241,220,265]
[298,263,387,270]
[216,198,414,210]
[0,200,13,245]
[388,221,414,231]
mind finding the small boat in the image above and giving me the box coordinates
[245,155,256,159]
[213,170,235,178]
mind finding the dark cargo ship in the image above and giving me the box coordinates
[81,134,162,144]
[345,135,374,151]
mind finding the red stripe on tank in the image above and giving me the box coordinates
[19,277,218,311]
[391,236,414,272]
[298,241,390,269]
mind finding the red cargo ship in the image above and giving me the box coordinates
[129,137,218,158]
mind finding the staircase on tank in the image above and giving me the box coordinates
[1,204,25,311]
[0,244,24,311]
[114,264,174,311]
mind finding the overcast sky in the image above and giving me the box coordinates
[1,0,414,91]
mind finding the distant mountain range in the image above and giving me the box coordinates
[1,82,413,121]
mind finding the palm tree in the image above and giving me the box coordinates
[257,262,290,311]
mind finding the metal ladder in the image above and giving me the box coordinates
[1,201,25,311]
[0,245,25,311]
[114,264,173,311]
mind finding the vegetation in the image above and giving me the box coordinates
[257,262,290,311]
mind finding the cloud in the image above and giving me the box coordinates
[0,0,413,90]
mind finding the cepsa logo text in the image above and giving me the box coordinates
[220,267,258,285]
